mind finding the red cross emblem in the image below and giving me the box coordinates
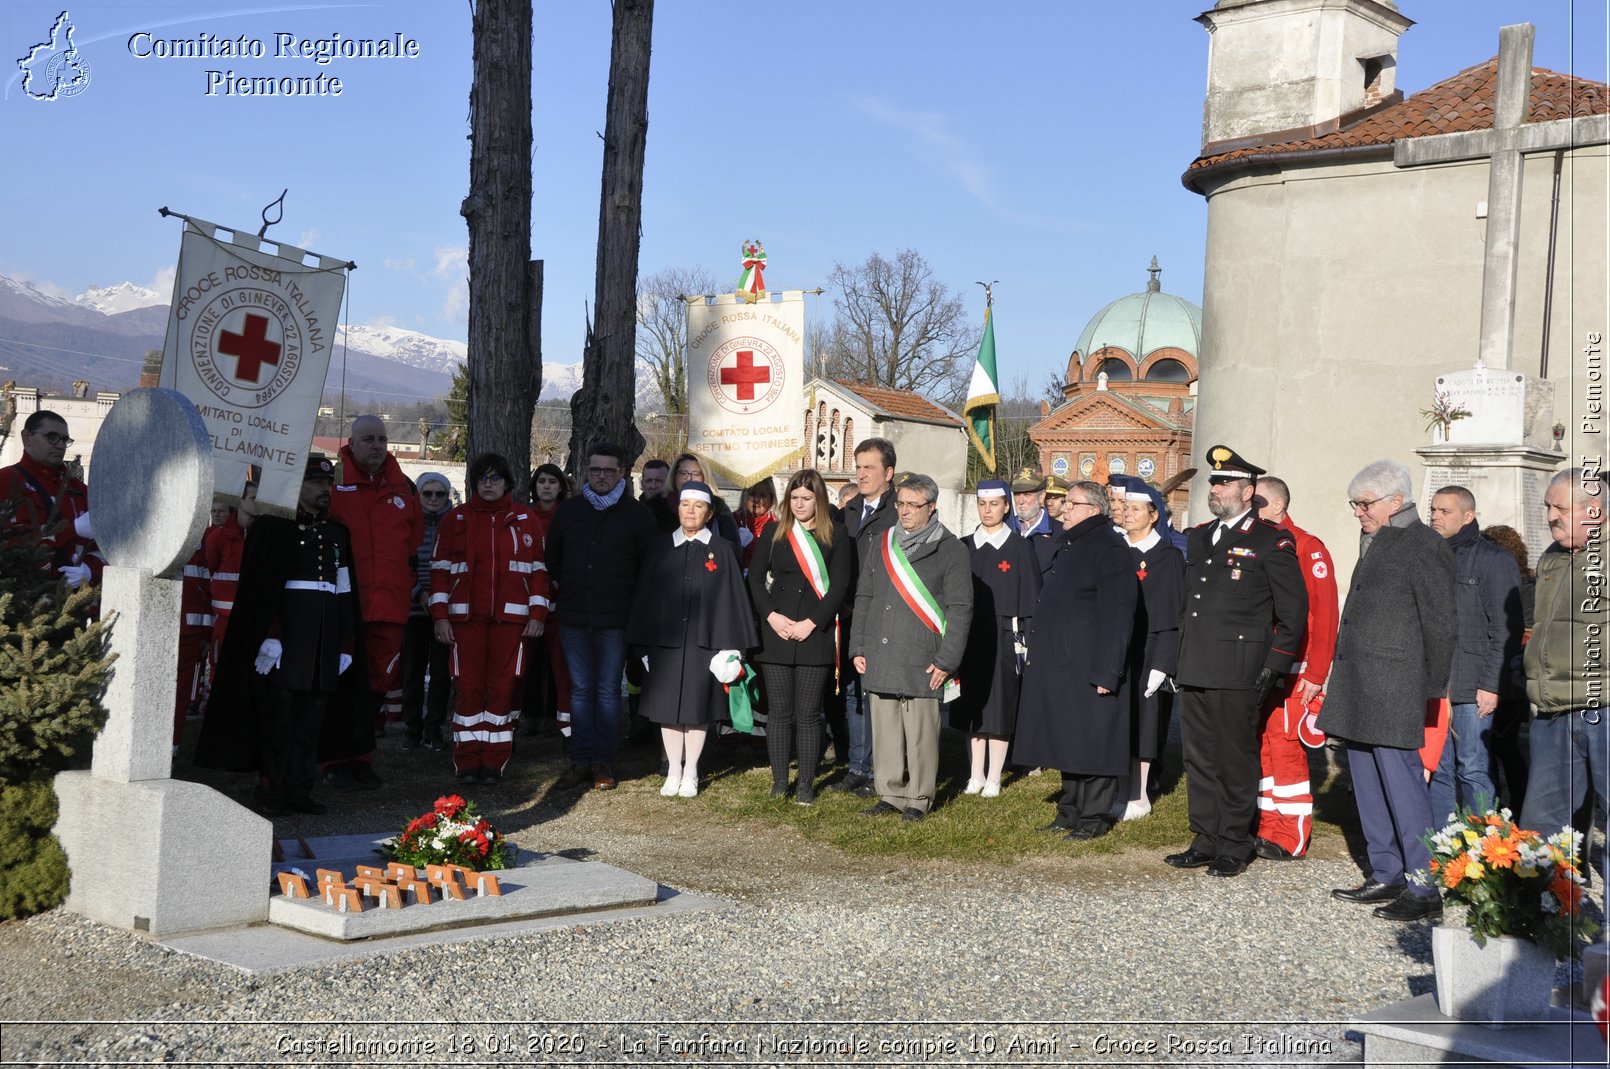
[705,558,718,572]
[997,560,1012,573]
[218,313,282,384]
[719,349,771,401]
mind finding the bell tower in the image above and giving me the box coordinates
[1196,0,1413,150]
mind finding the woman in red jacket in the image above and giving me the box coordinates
[430,452,550,784]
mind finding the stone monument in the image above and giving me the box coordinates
[53,388,273,935]
[1410,24,1561,565]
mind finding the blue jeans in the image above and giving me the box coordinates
[842,675,873,777]
[560,626,627,771]
[1522,710,1609,885]
[1428,701,1496,825]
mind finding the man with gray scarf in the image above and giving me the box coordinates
[850,474,973,821]
[1320,459,1456,922]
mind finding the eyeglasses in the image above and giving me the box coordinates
[477,473,507,484]
[1348,496,1387,512]
[32,431,72,446]
[420,490,449,498]
[588,466,620,476]
[894,499,934,511]
[1066,500,1100,511]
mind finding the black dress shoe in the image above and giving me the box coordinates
[1332,880,1406,904]
[862,800,900,816]
[1041,819,1075,833]
[1373,890,1443,922]
[852,782,877,798]
[1254,837,1303,861]
[1164,848,1216,869]
[901,807,925,823]
[1066,826,1107,842]
[1207,856,1249,878]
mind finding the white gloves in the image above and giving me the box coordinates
[709,649,743,684]
[1144,669,1168,698]
[338,653,353,675]
[73,512,94,540]
[58,562,91,589]
[255,639,283,675]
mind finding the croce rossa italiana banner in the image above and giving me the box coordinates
[686,291,806,487]
[158,216,350,517]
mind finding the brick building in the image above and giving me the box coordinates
[1027,258,1201,525]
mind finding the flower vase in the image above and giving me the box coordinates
[1432,423,1448,445]
[1432,925,1557,1028]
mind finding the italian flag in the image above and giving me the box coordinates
[787,521,830,598]
[963,304,1000,472]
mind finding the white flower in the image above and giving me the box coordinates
[1541,890,1560,913]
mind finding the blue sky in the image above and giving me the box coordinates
[3,1,1605,400]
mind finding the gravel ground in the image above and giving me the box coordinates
[0,730,1600,1067]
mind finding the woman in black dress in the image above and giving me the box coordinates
[628,482,759,798]
[747,469,851,804]
[1113,479,1185,821]
[951,479,1042,797]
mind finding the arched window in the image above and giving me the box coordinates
[1144,358,1190,382]
[1097,358,1133,381]
[841,418,854,470]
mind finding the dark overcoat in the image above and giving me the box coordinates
[950,528,1042,735]
[1174,514,1308,689]
[840,491,898,675]
[194,514,368,772]
[1012,515,1138,775]
[747,519,851,666]
[627,531,760,726]
[1318,520,1457,749]
[1127,533,1184,758]
[849,523,973,696]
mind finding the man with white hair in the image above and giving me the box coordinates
[1521,468,1608,854]
[1321,459,1456,922]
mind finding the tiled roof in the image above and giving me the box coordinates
[1185,59,1609,188]
[832,379,964,426]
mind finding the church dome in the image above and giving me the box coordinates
[1075,258,1203,365]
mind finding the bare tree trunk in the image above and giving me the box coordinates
[462,0,539,500]
[568,0,653,474]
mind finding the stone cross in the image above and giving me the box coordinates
[1393,23,1608,373]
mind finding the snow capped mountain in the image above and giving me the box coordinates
[2,275,80,310]
[76,281,165,315]
[341,323,466,375]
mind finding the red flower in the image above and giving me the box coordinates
[406,815,434,835]
[435,795,467,818]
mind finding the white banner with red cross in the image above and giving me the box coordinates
[686,290,807,487]
[158,215,350,517]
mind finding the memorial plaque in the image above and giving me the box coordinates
[89,388,213,578]
[276,872,311,898]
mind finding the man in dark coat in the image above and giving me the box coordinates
[1425,484,1523,826]
[195,456,363,817]
[1322,459,1456,922]
[832,437,899,795]
[1013,481,1138,838]
[545,442,657,790]
[1010,467,1060,573]
[1166,445,1307,878]
[850,474,972,821]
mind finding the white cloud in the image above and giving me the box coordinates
[433,244,468,321]
[854,96,1004,214]
[146,265,176,298]
[383,256,418,271]
[295,229,320,250]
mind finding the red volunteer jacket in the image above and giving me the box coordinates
[330,445,424,624]
[0,454,103,581]
[180,545,213,634]
[1283,513,1339,688]
[204,514,245,626]
[429,494,551,625]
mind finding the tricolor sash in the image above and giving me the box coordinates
[882,529,946,636]
[787,521,830,598]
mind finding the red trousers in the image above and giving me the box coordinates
[450,618,526,774]
[174,629,211,744]
[364,621,406,722]
[1256,693,1315,857]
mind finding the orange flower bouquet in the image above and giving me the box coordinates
[1418,806,1598,959]
[381,795,516,871]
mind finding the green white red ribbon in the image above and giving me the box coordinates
[882,529,946,636]
[787,520,830,599]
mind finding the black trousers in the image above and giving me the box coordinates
[1178,684,1262,862]
[401,615,451,742]
[759,662,833,790]
[1058,772,1118,833]
[254,684,328,805]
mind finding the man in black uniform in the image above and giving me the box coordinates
[196,456,360,817]
[1165,445,1307,878]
